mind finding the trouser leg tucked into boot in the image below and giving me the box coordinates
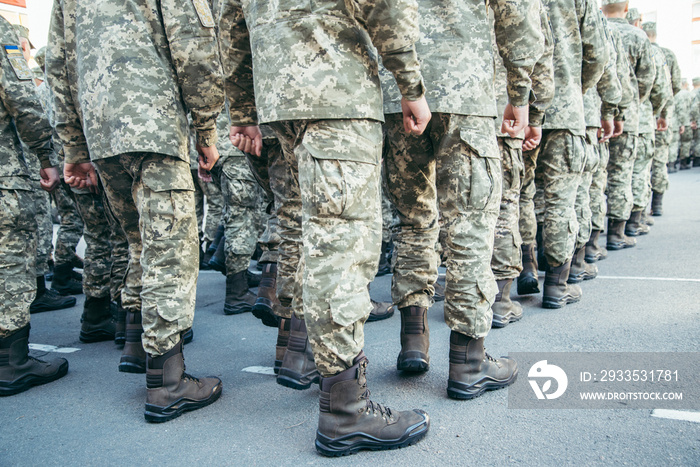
[542,260,582,309]
[375,240,392,277]
[119,310,147,373]
[276,314,319,390]
[0,325,68,396]
[517,243,540,295]
[316,351,430,457]
[396,306,429,372]
[51,262,83,296]
[274,318,290,375]
[252,262,280,327]
[29,276,76,314]
[584,230,607,263]
[491,279,523,328]
[535,224,547,272]
[625,210,649,237]
[446,332,518,400]
[651,191,663,216]
[113,299,126,347]
[224,270,256,315]
[606,218,636,250]
[567,246,597,284]
[144,339,222,423]
[80,295,116,343]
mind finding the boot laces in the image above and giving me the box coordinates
[484,352,501,366]
[181,356,202,385]
[358,363,393,420]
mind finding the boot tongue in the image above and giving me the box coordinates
[357,360,367,386]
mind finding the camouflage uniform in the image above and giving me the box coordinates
[46,0,225,356]
[189,124,224,246]
[671,89,693,167]
[605,17,656,222]
[692,85,700,161]
[0,17,58,337]
[537,0,608,267]
[219,0,426,376]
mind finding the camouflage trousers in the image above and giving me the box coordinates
[29,183,52,277]
[193,168,224,244]
[669,128,679,165]
[104,205,129,304]
[269,119,382,376]
[574,128,600,249]
[0,188,37,338]
[590,139,610,232]
[492,137,524,280]
[606,132,638,221]
[632,133,654,212]
[693,129,700,158]
[53,181,84,266]
[651,129,671,194]
[385,113,500,339]
[94,153,198,356]
[676,129,692,164]
[536,130,586,267]
[381,180,398,245]
[519,147,539,245]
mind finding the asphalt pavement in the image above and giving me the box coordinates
[1,168,699,466]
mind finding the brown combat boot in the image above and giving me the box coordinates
[446,332,518,400]
[542,260,582,309]
[144,339,222,423]
[0,325,68,396]
[224,270,256,315]
[252,262,280,327]
[79,295,116,343]
[119,310,147,373]
[396,306,429,372]
[274,318,290,375]
[651,191,664,216]
[625,210,649,236]
[567,246,597,284]
[276,314,320,390]
[584,230,607,263]
[606,218,636,250]
[367,284,394,322]
[316,351,430,456]
[517,242,540,295]
[491,279,523,328]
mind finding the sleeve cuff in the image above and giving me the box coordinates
[196,128,218,148]
[508,84,531,108]
[528,107,545,127]
[63,144,91,165]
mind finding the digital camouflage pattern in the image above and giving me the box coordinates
[670,89,693,166]
[519,147,539,245]
[631,133,654,212]
[589,140,609,231]
[651,44,681,194]
[638,45,671,135]
[607,133,637,220]
[52,184,84,266]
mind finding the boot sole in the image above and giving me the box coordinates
[606,242,635,251]
[80,330,116,343]
[367,308,395,322]
[29,297,77,314]
[542,295,581,309]
[114,334,126,347]
[223,304,253,315]
[0,361,68,396]
[252,301,280,328]
[315,410,429,457]
[276,372,320,390]
[491,313,523,329]
[119,355,146,374]
[144,384,222,423]
[447,370,518,400]
[396,357,429,373]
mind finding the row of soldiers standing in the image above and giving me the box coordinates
[0,0,694,458]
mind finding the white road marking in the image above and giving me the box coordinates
[29,344,81,353]
[241,366,276,375]
[651,409,700,423]
[596,276,700,283]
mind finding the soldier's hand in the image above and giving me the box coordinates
[230,125,262,156]
[613,120,624,138]
[501,103,528,137]
[40,166,60,192]
[522,126,542,151]
[197,144,220,171]
[599,119,614,142]
[656,118,668,132]
[680,125,685,135]
[401,96,431,136]
[65,162,99,194]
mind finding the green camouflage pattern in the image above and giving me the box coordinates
[589,140,609,231]
[606,132,637,221]
[52,184,84,266]
[30,184,53,277]
[519,147,539,245]
[631,133,654,212]
[638,44,671,135]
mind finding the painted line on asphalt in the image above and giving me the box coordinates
[651,409,700,423]
[29,343,81,354]
[241,366,276,376]
[596,275,700,283]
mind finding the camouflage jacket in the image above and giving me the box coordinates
[494,1,554,137]
[541,0,608,135]
[606,17,656,135]
[659,46,681,96]
[689,88,700,124]
[219,0,425,125]
[0,16,56,191]
[45,0,225,165]
[639,44,671,135]
[672,89,692,129]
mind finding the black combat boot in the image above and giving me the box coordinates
[536,224,547,272]
[446,332,518,400]
[0,325,68,396]
[396,306,429,372]
[517,242,540,295]
[202,225,224,268]
[252,262,279,327]
[119,310,147,373]
[223,270,256,315]
[375,240,393,276]
[29,276,76,313]
[79,296,116,343]
[50,263,83,296]
[491,279,523,328]
[276,314,320,390]
[432,279,445,302]
[651,191,664,216]
[144,339,222,423]
[606,218,636,250]
[542,260,582,309]
[315,351,430,456]
[113,299,126,347]
[568,246,597,284]
[584,230,607,263]
[207,235,226,274]
[625,210,649,236]
[274,317,290,375]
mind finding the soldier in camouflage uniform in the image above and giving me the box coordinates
[602,0,656,251]
[670,81,693,173]
[691,78,700,168]
[46,0,226,422]
[643,22,681,216]
[220,0,432,455]
[534,0,608,309]
[0,16,69,397]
